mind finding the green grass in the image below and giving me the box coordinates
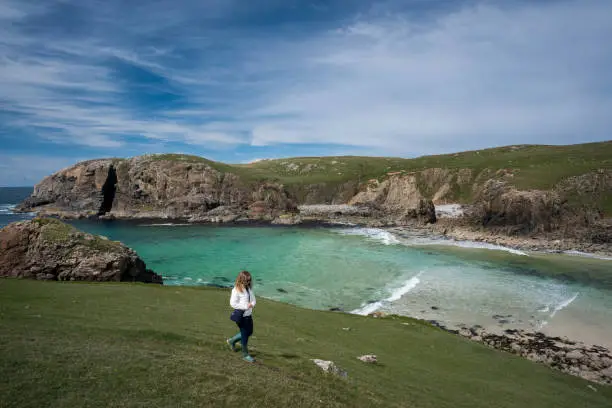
[238,142,612,188]
[1,280,610,408]
[34,218,74,243]
[32,218,121,251]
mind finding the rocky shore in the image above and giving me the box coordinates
[390,222,612,258]
[427,320,612,385]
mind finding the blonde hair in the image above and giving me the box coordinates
[234,270,252,293]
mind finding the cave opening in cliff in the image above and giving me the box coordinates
[98,166,117,215]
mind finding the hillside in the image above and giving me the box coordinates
[1,279,611,408]
[135,142,612,212]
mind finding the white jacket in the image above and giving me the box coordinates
[230,287,256,317]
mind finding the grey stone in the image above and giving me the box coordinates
[311,359,348,378]
[357,355,377,364]
[565,350,584,361]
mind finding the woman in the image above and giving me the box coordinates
[227,270,256,363]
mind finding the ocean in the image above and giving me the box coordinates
[1,187,611,348]
[0,187,34,225]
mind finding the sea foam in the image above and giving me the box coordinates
[550,292,579,318]
[563,250,612,261]
[139,223,191,227]
[0,204,16,214]
[338,227,528,256]
[351,271,423,315]
[440,240,528,256]
[335,228,400,245]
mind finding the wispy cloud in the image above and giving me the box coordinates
[1,0,611,170]
[0,154,86,186]
[247,1,612,154]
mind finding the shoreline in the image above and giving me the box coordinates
[422,318,612,385]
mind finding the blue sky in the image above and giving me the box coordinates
[1,0,611,186]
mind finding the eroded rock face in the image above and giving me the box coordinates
[0,218,162,283]
[349,175,436,224]
[17,156,296,221]
[470,170,612,241]
[17,159,115,214]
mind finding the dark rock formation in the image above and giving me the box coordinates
[0,218,162,283]
[470,170,612,242]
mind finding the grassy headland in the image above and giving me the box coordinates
[145,141,612,213]
[1,279,610,407]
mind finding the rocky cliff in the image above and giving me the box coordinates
[16,155,435,225]
[467,169,612,242]
[17,156,298,222]
[0,218,162,283]
[15,150,612,243]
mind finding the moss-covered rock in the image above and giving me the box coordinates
[0,218,162,283]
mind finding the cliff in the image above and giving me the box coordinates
[15,142,612,242]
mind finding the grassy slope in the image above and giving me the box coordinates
[1,280,610,408]
[238,141,612,187]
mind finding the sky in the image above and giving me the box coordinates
[1,0,611,186]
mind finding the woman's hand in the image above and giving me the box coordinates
[247,302,254,309]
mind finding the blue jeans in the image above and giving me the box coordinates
[236,316,253,355]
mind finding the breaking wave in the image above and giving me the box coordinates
[335,228,400,245]
[0,204,16,214]
[550,292,579,318]
[351,271,424,315]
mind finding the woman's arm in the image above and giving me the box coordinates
[250,290,256,307]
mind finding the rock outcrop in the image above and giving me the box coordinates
[348,174,436,224]
[469,170,612,243]
[16,156,296,222]
[0,218,162,283]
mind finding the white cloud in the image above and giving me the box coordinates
[246,1,612,154]
[0,0,611,158]
[0,154,86,186]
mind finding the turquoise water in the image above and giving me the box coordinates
[1,185,610,348]
[67,220,612,347]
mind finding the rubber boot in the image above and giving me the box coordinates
[227,333,241,352]
[242,343,255,363]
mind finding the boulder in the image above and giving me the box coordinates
[0,218,162,284]
[565,350,584,361]
[311,359,348,378]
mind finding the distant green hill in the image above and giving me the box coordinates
[247,141,611,189]
[1,279,610,407]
